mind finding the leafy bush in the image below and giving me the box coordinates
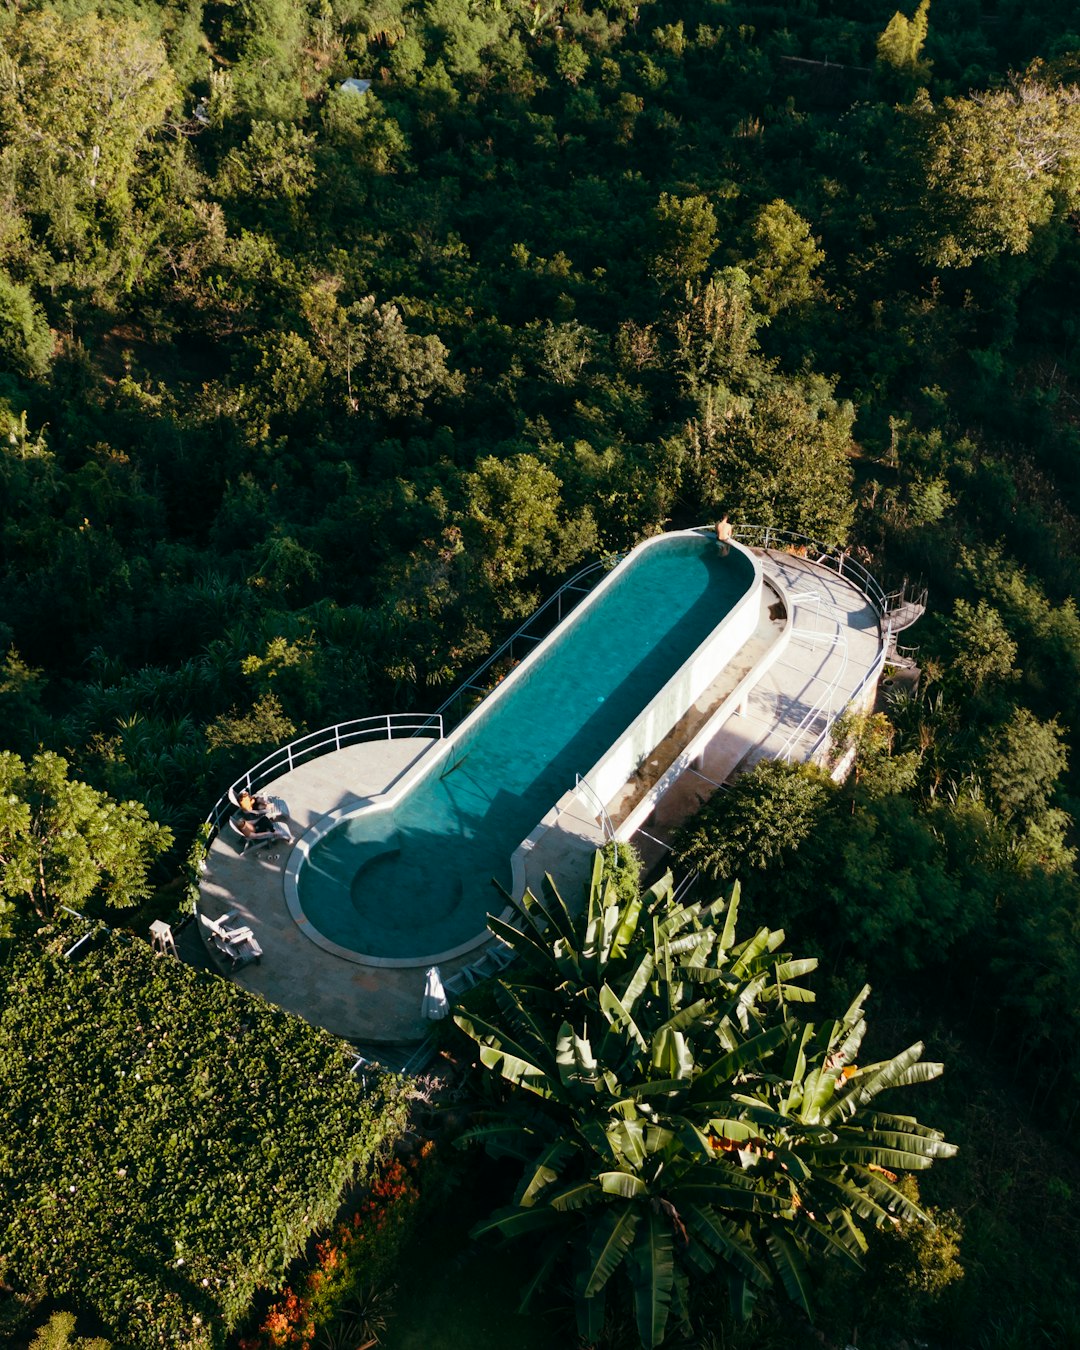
[0,930,409,1347]
[243,1144,439,1349]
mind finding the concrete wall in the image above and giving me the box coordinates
[584,547,762,805]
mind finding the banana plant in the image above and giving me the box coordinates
[456,852,956,1347]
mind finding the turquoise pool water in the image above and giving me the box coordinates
[298,534,753,957]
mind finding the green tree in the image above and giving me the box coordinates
[459,453,596,620]
[28,1311,110,1350]
[457,857,955,1346]
[0,10,176,230]
[943,598,1017,693]
[672,760,833,883]
[915,73,1080,267]
[876,0,931,80]
[0,274,53,378]
[687,380,856,543]
[0,751,172,933]
[650,193,718,289]
[301,282,463,419]
[673,268,764,402]
[982,706,1068,823]
[746,200,825,318]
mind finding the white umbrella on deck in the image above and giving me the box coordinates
[421,965,449,1020]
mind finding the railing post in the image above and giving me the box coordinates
[386,714,392,740]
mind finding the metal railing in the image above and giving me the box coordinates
[435,556,619,733]
[203,555,622,842]
[776,629,851,764]
[730,524,889,618]
[805,644,888,765]
[204,712,443,834]
[575,772,616,842]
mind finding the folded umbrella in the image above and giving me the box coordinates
[421,965,449,1020]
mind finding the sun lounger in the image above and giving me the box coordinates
[200,912,263,968]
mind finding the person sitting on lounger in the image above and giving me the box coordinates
[238,815,292,843]
[237,789,273,816]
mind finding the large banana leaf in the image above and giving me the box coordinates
[861,1108,954,1139]
[780,1022,815,1113]
[729,925,779,977]
[655,996,714,1038]
[806,1142,952,1169]
[606,1118,648,1171]
[832,1124,957,1159]
[556,1020,600,1091]
[611,891,643,959]
[824,1043,944,1120]
[852,1167,934,1223]
[456,1009,558,1096]
[599,981,648,1052]
[574,1256,607,1343]
[681,1203,772,1285]
[798,1063,840,1123]
[491,980,564,1065]
[619,958,655,1018]
[456,1117,554,1163]
[545,1178,605,1211]
[651,1025,696,1080]
[600,1168,648,1199]
[718,879,742,954]
[689,1023,792,1103]
[486,909,560,974]
[540,871,582,948]
[765,1229,813,1315]
[517,1241,564,1313]
[583,1205,640,1297]
[471,1204,565,1241]
[800,1208,867,1267]
[518,1138,577,1206]
[628,1207,675,1349]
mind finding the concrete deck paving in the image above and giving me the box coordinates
[195,549,886,1051]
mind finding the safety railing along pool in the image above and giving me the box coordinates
[204,713,444,834]
[732,524,888,618]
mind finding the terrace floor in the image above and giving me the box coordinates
[193,550,885,1052]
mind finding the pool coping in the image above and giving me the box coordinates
[283,530,764,967]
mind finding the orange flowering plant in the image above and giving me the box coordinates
[242,1142,438,1349]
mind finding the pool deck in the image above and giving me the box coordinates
[195,550,885,1049]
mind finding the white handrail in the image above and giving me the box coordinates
[575,772,615,842]
[205,712,443,833]
[727,523,889,618]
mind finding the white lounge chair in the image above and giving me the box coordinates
[200,912,263,968]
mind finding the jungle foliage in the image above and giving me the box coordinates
[0,928,409,1347]
[1,0,1080,1343]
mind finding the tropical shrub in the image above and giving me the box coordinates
[0,929,409,1347]
[456,854,956,1347]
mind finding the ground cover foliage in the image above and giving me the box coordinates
[1,0,1080,1343]
[0,929,410,1347]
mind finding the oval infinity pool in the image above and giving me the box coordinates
[294,532,755,959]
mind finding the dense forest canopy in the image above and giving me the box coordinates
[2,0,1080,1344]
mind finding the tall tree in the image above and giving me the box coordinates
[0,751,172,935]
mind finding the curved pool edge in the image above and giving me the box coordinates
[287,530,763,967]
